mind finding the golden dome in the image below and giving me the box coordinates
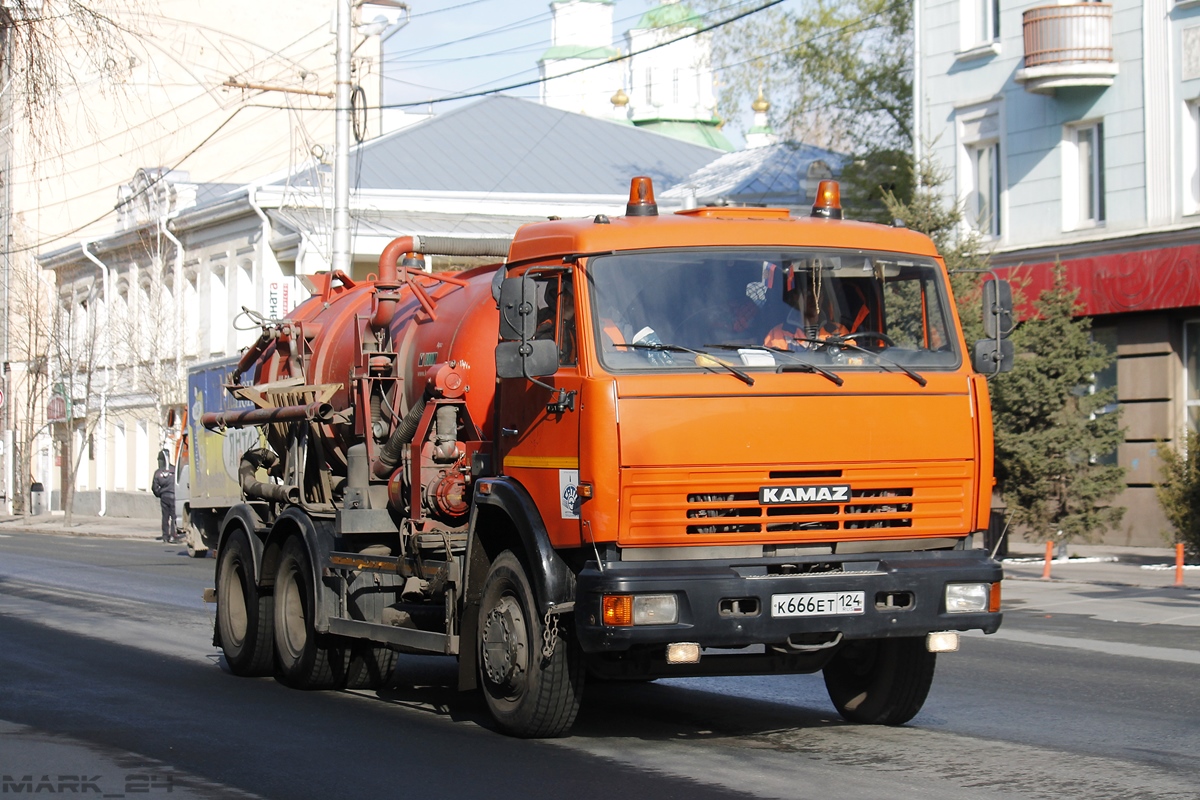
[751,86,769,113]
[611,88,629,107]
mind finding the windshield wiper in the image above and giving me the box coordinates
[706,343,844,387]
[820,336,928,387]
[618,342,755,386]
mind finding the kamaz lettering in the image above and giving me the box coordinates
[759,484,852,504]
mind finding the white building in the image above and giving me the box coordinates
[3,0,397,515]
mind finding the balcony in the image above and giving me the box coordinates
[1016,4,1118,94]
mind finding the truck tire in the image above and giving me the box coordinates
[185,527,208,559]
[343,563,401,690]
[215,528,274,676]
[274,536,343,689]
[823,637,936,725]
[478,551,582,738]
[345,643,398,690]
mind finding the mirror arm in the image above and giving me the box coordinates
[520,352,575,413]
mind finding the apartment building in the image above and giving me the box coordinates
[919,0,1198,544]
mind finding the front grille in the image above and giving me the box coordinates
[685,488,913,534]
[622,464,971,546]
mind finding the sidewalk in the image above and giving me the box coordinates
[1002,541,1199,590]
[0,511,162,540]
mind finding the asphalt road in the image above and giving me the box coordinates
[0,532,1197,800]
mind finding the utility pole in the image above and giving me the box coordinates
[1,15,14,515]
[332,0,352,274]
[332,1,407,273]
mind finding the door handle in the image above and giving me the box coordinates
[501,427,519,437]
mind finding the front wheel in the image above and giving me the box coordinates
[478,551,582,738]
[823,637,936,725]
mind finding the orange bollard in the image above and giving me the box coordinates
[1176,542,1185,587]
[1042,541,1054,580]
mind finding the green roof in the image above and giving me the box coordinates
[539,44,619,62]
[632,118,733,152]
[636,2,703,30]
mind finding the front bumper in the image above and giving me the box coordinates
[574,548,1002,653]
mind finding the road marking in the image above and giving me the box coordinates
[973,628,1200,664]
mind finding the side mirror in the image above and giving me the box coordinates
[496,339,559,380]
[973,338,1014,375]
[498,275,539,341]
[983,279,1014,339]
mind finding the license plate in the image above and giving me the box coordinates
[771,591,865,618]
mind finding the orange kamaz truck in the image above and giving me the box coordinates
[197,177,1011,738]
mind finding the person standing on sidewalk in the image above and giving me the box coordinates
[151,450,179,543]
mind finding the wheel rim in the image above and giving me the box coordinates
[220,560,249,648]
[481,594,527,691]
[280,562,308,659]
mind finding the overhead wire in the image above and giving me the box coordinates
[17,0,799,255]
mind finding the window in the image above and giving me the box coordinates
[1062,122,1106,229]
[960,0,1000,52]
[114,423,126,490]
[135,420,149,491]
[209,260,227,355]
[1185,101,1200,215]
[1186,321,1200,432]
[589,249,960,375]
[971,142,1002,236]
[1089,325,1118,465]
[958,102,1003,239]
[531,272,577,367]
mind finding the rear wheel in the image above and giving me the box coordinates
[184,518,208,558]
[478,551,582,738]
[343,552,400,689]
[274,536,343,689]
[215,528,273,676]
[345,643,398,690]
[823,637,936,725]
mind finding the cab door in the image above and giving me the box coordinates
[496,268,584,548]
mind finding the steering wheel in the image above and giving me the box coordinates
[837,330,895,347]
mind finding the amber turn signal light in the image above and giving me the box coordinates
[602,594,633,626]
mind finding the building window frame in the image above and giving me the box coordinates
[1184,99,1200,216]
[1184,320,1200,434]
[959,0,1001,54]
[957,101,1005,241]
[1062,120,1106,230]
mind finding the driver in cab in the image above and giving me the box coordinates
[763,268,848,351]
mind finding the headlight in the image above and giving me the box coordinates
[601,594,679,626]
[945,582,990,613]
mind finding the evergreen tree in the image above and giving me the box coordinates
[989,264,1125,542]
[1155,430,1200,561]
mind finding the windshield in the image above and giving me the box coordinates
[588,249,960,375]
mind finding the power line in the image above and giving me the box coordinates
[5,105,262,257]
[383,0,789,110]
